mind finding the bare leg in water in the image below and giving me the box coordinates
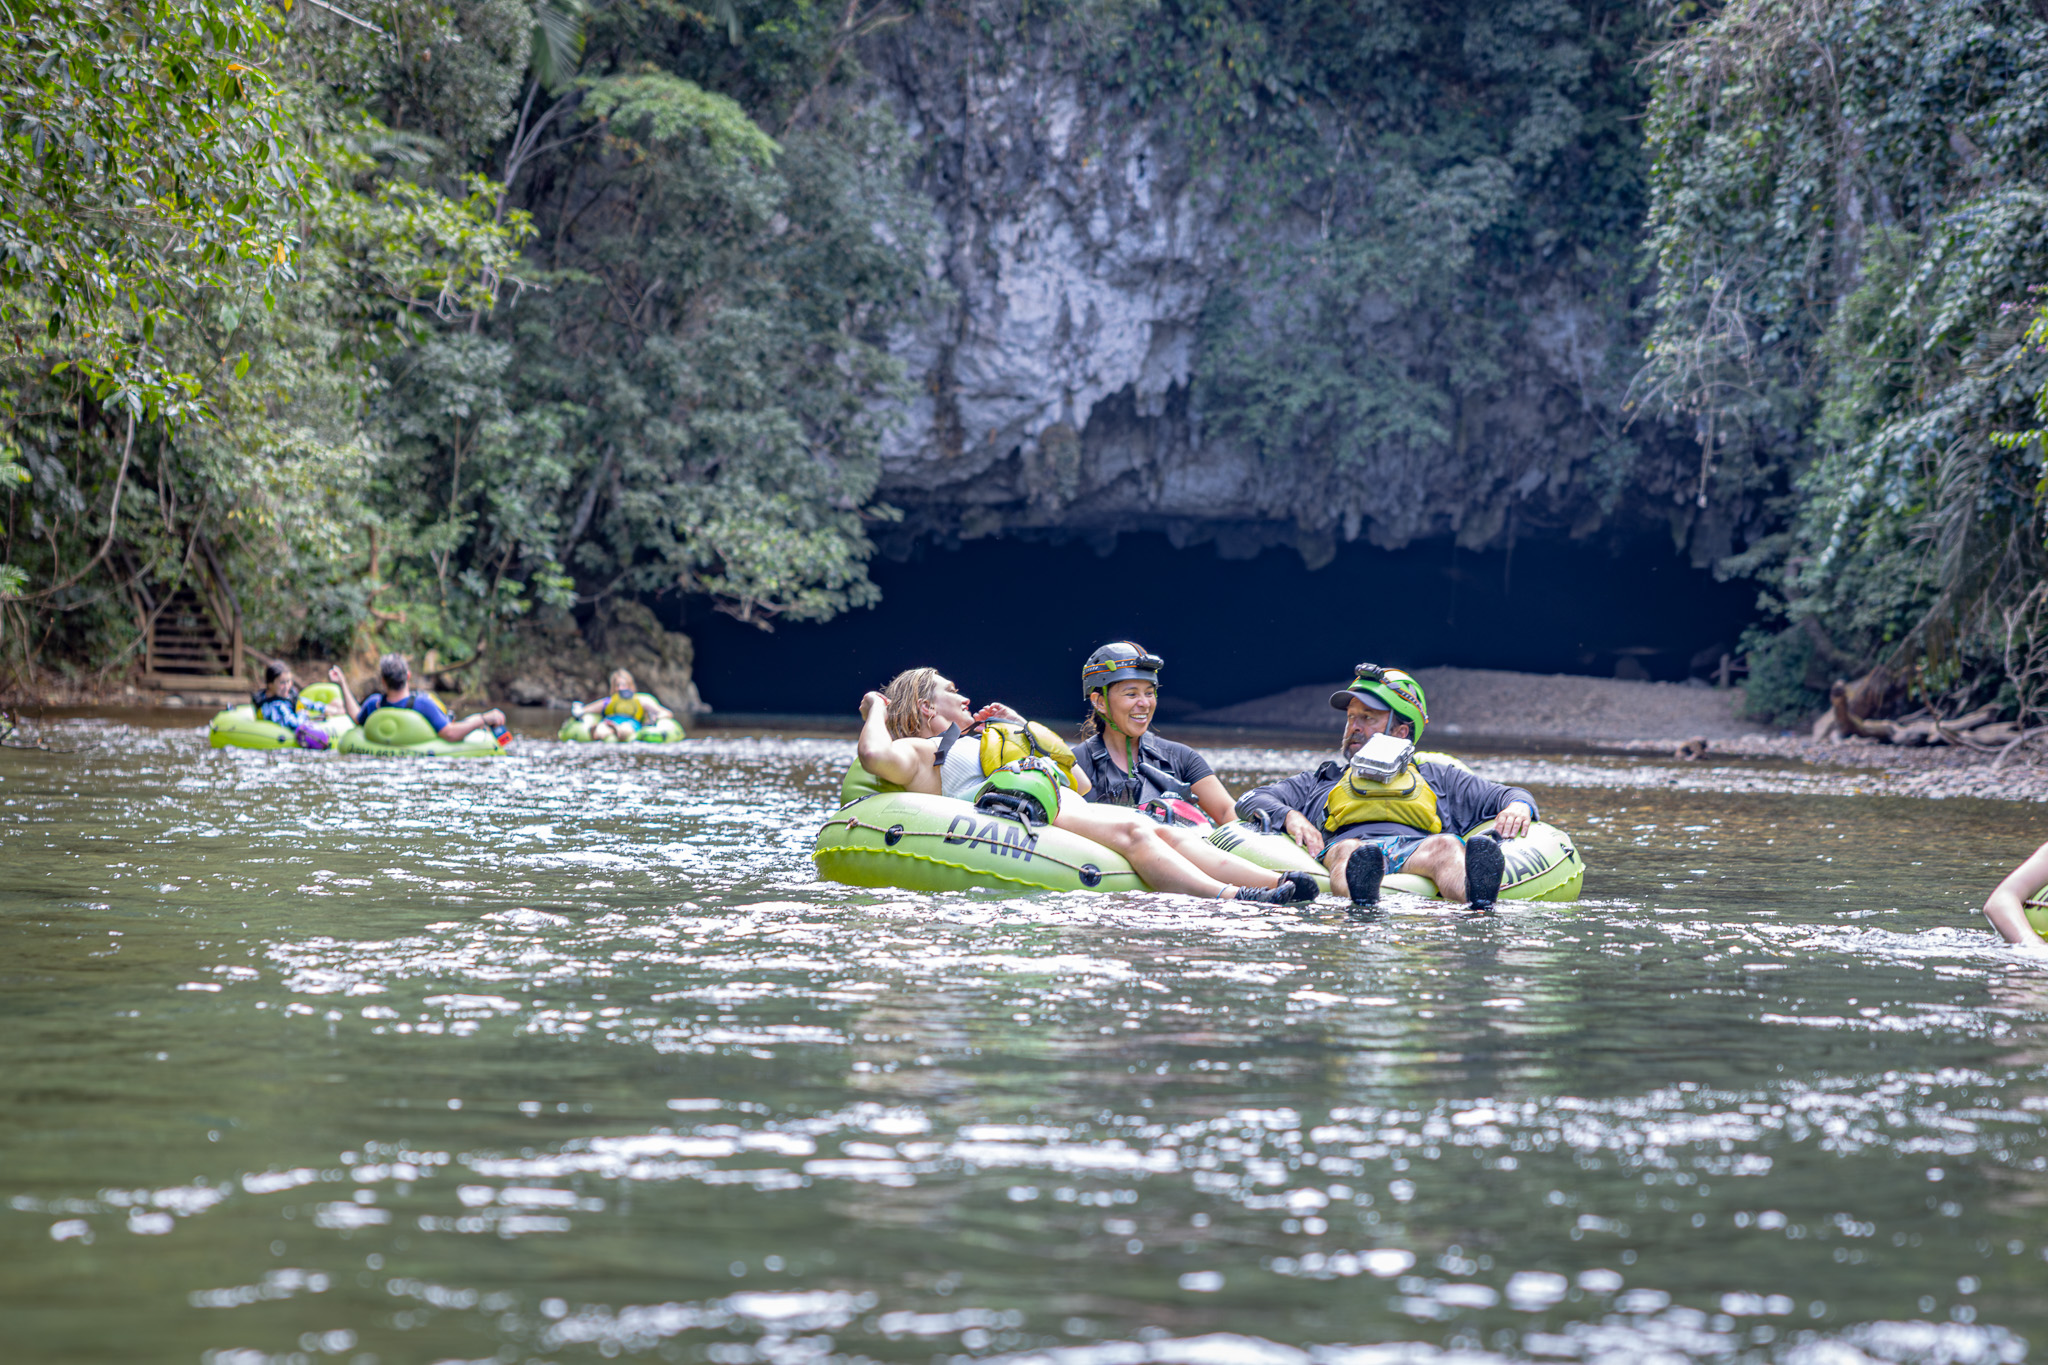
[1324,833,1469,900]
[1154,821,1304,889]
[1054,797,1288,898]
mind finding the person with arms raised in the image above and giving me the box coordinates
[1236,664,1535,909]
[856,667,1314,904]
[331,653,510,747]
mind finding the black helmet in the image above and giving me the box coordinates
[1081,642,1163,699]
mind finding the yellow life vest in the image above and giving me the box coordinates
[979,720,1078,787]
[1322,761,1442,834]
[601,692,648,722]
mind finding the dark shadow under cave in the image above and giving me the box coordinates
[672,531,1759,720]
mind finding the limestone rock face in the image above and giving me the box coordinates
[496,602,704,714]
[588,601,704,716]
[864,21,1701,564]
[872,28,1253,544]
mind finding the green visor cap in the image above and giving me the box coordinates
[1329,679,1404,711]
[1328,664,1429,738]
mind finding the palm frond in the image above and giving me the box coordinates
[530,0,587,92]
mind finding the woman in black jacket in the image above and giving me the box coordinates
[1071,642,1237,825]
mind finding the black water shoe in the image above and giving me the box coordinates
[1281,871,1319,903]
[1344,843,1385,907]
[1228,875,1310,908]
[1464,833,1505,908]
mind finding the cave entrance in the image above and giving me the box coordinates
[675,531,1759,719]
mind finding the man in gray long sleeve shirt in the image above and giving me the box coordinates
[1236,664,1536,908]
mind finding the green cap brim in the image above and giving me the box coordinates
[1331,682,1391,712]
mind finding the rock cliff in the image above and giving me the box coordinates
[859,8,1723,567]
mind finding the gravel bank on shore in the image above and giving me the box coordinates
[1614,733,2048,804]
[1192,665,2048,804]
[1191,666,1770,741]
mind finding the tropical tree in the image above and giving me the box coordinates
[1639,0,2048,722]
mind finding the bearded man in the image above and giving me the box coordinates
[1235,665,1537,909]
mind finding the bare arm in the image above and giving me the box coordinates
[438,708,506,741]
[327,665,362,718]
[1283,809,1325,856]
[1191,774,1236,826]
[856,691,929,787]
[1983,841,2048,950]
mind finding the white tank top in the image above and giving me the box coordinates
[939,731,986,801]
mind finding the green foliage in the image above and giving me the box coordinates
[0,439,25,599]
[530,0,589,94]
[1640,0,2048,703]
[363,0,531,162]
[0,0,932,685]
[476,70,927,627]
[1738,623,1825,727]
[0,0,312,413]
[582,71,780,166]
[1063,0,1663,546]
[0,0,533,676]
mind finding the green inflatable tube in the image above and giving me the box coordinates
[334,700,504,758]
[207,683,355,751]
[558,694,685,743]
[1202,749,1583,902]
[817,762,1143,894]
[1206,816,1585,902]
[2025,893,2048,937]
[816,760,1583,901]
[815,790,1147,894]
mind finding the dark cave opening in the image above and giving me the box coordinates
[673,531,1760,720]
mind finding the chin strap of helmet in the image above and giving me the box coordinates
[1097,700,1187,805]
[1096,691,1146,781]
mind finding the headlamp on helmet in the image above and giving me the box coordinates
[1328,662,1429,743]
[1081,642,1164,699]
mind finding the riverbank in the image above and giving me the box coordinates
[1191,665,2048,804]
[1189,665,1772,741]
[16,666,2048,805]
[1606,732,2048,804]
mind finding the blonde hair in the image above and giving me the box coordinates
[610,668,636,693]
[881,667,943,740]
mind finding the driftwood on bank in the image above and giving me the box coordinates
[1818,669,1901,740]
[1818,671,2017,749]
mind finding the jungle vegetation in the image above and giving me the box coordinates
[1085,0,2048,725]
[1639,0,2048,726]
[10,0,2048,727]
[0,0,929,690]
[1124,0,1669,550]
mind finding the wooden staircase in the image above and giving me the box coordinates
[145,585,245,691]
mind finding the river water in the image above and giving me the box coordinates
[4,714,2047,1365]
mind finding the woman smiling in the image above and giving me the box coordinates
[1071,642,1236,826]
[855,666,1312,904]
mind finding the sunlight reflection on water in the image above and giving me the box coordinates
[1,718,2046,1363]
